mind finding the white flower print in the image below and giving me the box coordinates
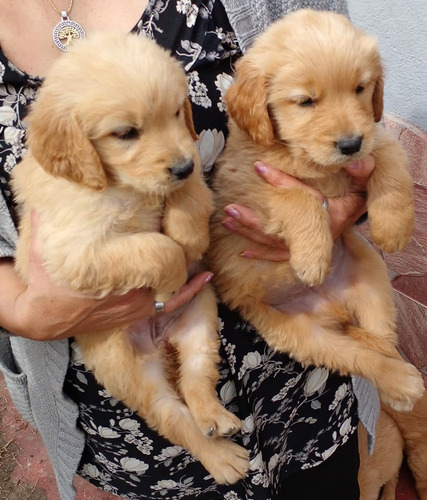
[152,479,179,490]
[224,492,241,500]
[329,382,349,410]
[98,426,120,439]
[0,106,16,125]
[339,417,352,436]
[120,457,149,473]
[243,351,262,369]
[303,367,329,396]
[156,446,182,459]
[176,0,199,27]
[196,128,225,173]
[81,463,100,478]
[0,62,5,81]
[23,87,37,100]
[70,341,84,365]
[4,126,23,145]
[321,443,339,461]
[242,415,255,435]
[187,71,212,108]
[3,154,16,173]
[215,72,234,112]
[219,380,237,405]
[119,418,140,431]
[249,451,264,472]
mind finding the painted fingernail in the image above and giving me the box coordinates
[240,250,255,258]
[204,273,213,283]
[348,160,361,170]
[224,206,240,219]
[254,161,267,175]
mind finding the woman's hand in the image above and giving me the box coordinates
[1,212,212,341]
[221,157,375,262]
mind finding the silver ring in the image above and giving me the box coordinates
[154,301,166,313]
[322,198,329,210]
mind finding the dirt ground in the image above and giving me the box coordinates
[0,391,47,500]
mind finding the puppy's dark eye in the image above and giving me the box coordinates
[299,97,315,107]
[113,127,140,141]
[356,85,365,94]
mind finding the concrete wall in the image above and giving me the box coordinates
[348,0,427,132]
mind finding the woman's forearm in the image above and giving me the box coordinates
[0,258,28,335]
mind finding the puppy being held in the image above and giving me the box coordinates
[12,32,249,484]
[207,9,424,411]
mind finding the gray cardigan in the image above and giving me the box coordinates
[0,1,379,499]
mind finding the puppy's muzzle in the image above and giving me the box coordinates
[336,135,363,156]
[169,158,195,180]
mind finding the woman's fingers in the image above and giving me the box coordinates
[161,272,213,314]
[254,161,323,201]
[220,158,375,262]
[327,157,375,237]
[345,157,375,185]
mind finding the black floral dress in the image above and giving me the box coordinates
[0,1,358,499]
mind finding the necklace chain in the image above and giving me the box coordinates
[46,0,74,16]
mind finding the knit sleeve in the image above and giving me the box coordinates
[221,0,349,52]
[0,187,17,258]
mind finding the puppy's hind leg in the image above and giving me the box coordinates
[169,284,243,438]
[342,232,425,411]
[134,352,249,485]
[79,331,248,484]
[243,302,423,412]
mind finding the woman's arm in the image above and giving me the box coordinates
[0,257,212,341]
[0,213,212,341]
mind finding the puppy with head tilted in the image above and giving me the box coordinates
[207,9,424,411]
[12,32,249,484]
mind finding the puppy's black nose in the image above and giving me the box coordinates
[169,159,194,180]
[336,136,363,156]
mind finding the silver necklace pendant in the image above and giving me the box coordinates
[52,10,85,51]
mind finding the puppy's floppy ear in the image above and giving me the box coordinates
[183,98,198,141]
[225,60,275,146]
[27,98,107,191]
[372,70,384,123]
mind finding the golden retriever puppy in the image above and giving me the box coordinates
[12,32,248,484]
[382,390,427,499]
[207,9,424,411]
[359,390,427,500]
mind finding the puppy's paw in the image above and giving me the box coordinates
[378,360,425,412]
[194,404,242,438]
[290,249,331,286]
[155,247,188,295]
[201,439,249,484]
[369,206,414,253]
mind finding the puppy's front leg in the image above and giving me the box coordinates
[74,232,187,296]
[265,187,333,286]
[368,125,414,253]
[163,174,213,263]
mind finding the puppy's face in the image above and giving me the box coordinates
[27,32,198,196]
[226,10,384,170]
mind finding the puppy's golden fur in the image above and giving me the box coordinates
[358,411,403,500]
[358,389,427,500]
[12,32,249,483]
[207,9,424,411]
[382,390,427,499]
